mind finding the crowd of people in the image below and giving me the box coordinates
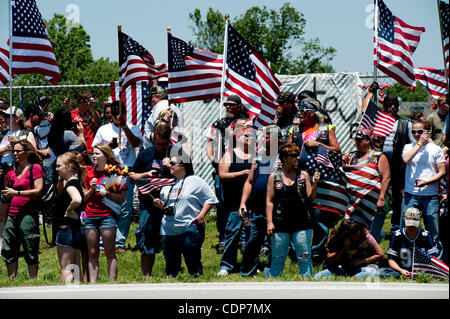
[0,82,447,282]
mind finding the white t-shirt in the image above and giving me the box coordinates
[160,175,218,236]
[143,100,184,148]
[403,142,446,196]
[92,123,143,167]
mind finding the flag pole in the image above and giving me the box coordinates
[219,14,230,120]
[117,24,122,149]
[8,0,14,167]
[437,0,449,88]
[373,0,379,104]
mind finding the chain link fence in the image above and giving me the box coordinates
[359,74,438,119]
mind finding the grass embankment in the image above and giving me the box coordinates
[0,212,447,286]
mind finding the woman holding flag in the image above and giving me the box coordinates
[153,155,218,278]
[342,127,391,240]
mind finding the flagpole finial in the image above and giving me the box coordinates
[118,24,122,32]
[224,14,230,21]
[167,26,171,34]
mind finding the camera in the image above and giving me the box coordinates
[163,205,175,216]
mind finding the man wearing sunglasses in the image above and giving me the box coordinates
[362,81,414,234]
[205,94,251,254]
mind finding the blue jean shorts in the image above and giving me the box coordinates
[55,225,86,250]
[83,215,117,230]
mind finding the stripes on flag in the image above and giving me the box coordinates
[439,1,449,77]
[110,81,152,133]
[11,0,61,84]
[167,33,223,103]
[360,100,396,138]
[342,161,382,228]
[0,47,10,86]
[223,24,281,128]
[119,31,168,91]
[412,247,449,280]
[414,67,448,100]
[135,177,175,195]
[375,0,425,89]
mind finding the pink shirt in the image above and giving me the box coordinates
[5,164,45,217]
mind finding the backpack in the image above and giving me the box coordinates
[29,164,56,210]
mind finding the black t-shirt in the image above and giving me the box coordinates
[274,182,313,233]
[221,149,252,211]
[53,179,84,228]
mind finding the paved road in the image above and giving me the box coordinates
[0,281,448,299]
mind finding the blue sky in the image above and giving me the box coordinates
[0,0,445,76]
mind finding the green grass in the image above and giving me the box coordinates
[0,212,447,286]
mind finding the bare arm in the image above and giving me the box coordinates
[266,173,275,236]
[218,151,250,181]
[377,154,391,209]
[239,161,257,215]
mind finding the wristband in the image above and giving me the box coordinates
[417,142,422,148]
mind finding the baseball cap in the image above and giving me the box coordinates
[69,144,87,153]
[0,106,25,120]
[144,86,166,100]
[224,95,242,105]
[299,97,321,112]
[297,90,317,102]
[383,94,399,107]
[404,207,422,227]
[36,95,51,104]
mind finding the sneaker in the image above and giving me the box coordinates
[217,269,229,276]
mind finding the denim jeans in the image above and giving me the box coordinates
[219,210,244,272]
[311,209,329,262]
[115,177,135,248]
[136,206,163,256]
[268,229,313,278]
[213,172,228,244]
[400,192,442,257]
[314,265,378,279]
[162,223,205,277]
[378,267,401,279]
[240,214,267,277]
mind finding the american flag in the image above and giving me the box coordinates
[412,247,449,280]
[360,100,396,138]
[0,47,10,86]
[374,0,425,89]
[10,0,61,84]
[316,144,334,168]
[223,24,281,128]
[439,1,449,77]
[342,159,382,228]
[300,146,349,223]
[119,31,168,90]
[167,33,223,103]
[135,177,175,195]
[414,67,448,100]
[110,81,152,133]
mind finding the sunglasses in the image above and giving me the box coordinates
[169,161,180,166]
[411,129,426,135]
[223,102,239,107]
[287,152,300,158]
[12,149,24,153]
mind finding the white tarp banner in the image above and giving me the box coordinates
[181,72,364,186]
